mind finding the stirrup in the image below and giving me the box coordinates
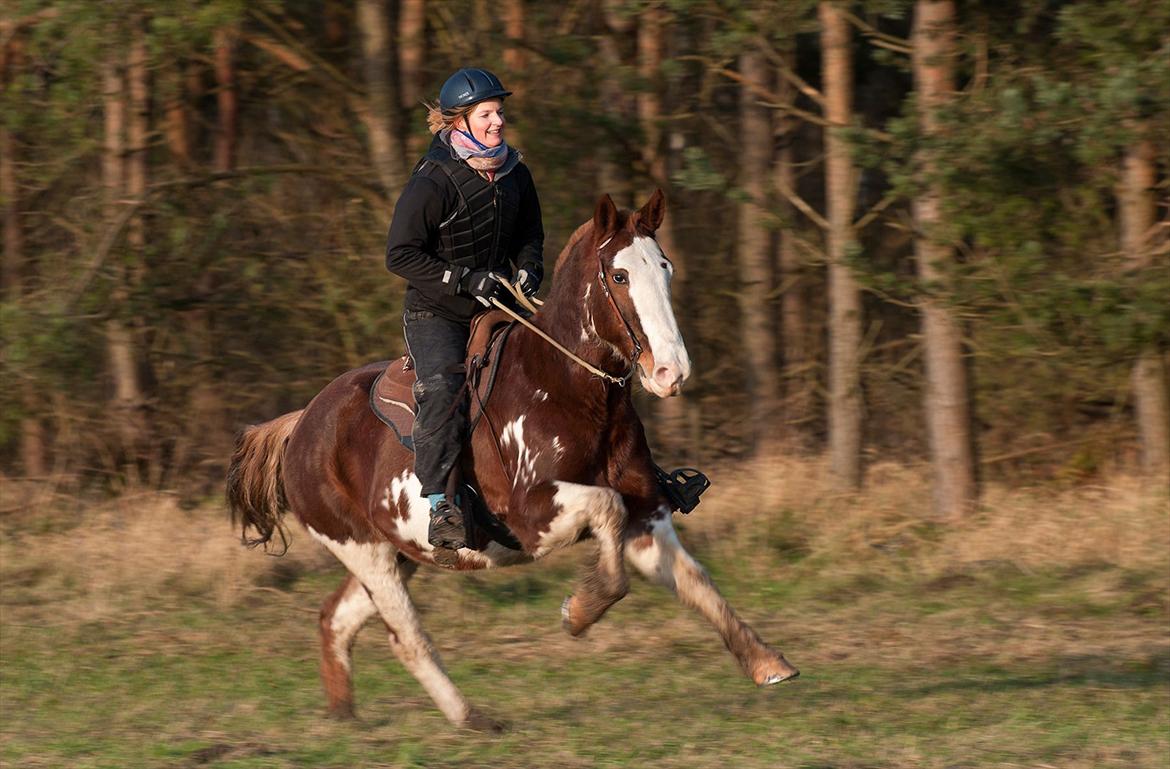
[653,465,711,515]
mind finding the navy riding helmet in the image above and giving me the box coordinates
[439,68,512,114]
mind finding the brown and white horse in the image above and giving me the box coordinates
[227,191,798,728]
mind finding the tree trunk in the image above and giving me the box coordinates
[774,42,810,440]
[597,3,634,206]
[503,0,526,148]
[737,50,779,453]
[357,0,405,196]
[127,22,148,252]
[912,0,977,517]
[2,109,46,477]
[1120,138,1170,482]
[213,26,238,173]
[162,62,192,167]
[102,39,147,474]
[399,0,426,156]
[821,2,863,488]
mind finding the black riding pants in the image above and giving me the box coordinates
[403,310,470,497]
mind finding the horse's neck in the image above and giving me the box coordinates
[508,323,616,416]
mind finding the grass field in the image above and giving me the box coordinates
[2,459,1168,768]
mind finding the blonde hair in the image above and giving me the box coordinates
[425,101,473,135]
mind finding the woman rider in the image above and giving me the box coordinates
[385,68,544,551]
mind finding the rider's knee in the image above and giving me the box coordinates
[411,372,463,404]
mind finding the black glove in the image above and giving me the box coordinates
[460,269,501,306]
[516,262,543,297]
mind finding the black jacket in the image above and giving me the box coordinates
[385,133,544,322]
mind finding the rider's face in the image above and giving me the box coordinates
[459,100,505,147]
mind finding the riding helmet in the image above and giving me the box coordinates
[439,68,512,113]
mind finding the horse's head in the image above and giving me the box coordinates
[585,190,691,397]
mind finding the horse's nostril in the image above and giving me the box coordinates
[654,366,681,389]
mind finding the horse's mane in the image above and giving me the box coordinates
[553,220,595,274]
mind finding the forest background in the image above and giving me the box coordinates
[2,1,1169,767]
[2,0,1168,504]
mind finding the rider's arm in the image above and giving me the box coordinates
[385,174,463,295]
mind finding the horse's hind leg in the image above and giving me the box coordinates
[319,574,377,718]
[625,513,799,686]
[307,530,490,729]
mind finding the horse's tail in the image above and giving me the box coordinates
[226,409,304,553]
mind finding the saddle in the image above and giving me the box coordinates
[369,310,521,551]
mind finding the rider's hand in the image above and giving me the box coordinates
[460,269,501,306]
[516,262,543,297]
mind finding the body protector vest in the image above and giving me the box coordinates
[415,141,523,276]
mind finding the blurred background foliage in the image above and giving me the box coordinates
[0,0,1166,499]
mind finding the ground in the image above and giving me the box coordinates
[1,461,1167,768]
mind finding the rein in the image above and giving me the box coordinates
[487,240,643,387]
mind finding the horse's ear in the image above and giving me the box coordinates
[593,193,620,238]
[636,188,666,233]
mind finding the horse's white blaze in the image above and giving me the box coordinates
[389,471,434,551]
[536,481,626,558]
[612,236,690,395]
[303,526,471,724]
[328,577,376,671]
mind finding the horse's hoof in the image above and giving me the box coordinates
[561,595,586,637]
[326,703,357,720]
[464,709,508,734]
[758,669,800,687]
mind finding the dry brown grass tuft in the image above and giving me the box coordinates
[678,454,1169,577]
[0,491,329,624]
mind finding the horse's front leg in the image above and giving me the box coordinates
[523,481,630,636]
[626,511,799,686]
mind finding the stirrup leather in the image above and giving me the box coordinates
[653,464,710,515]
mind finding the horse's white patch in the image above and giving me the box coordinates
[536,482,625,558]
[625,511,679,587]
[534,389,548,402]
[501,416,540,489]
[551,435,564,460]
[389,471,434,551]
[612,236,690,393]
[328,579,376,671]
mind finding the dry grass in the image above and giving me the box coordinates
[1,456,1164,625]
[0,490,330,624]
[688,454,1169,576]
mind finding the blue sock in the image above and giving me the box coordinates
[427,493,445,511]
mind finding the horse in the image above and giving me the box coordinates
[226,190,799,729]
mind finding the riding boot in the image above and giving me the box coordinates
[428,496,467,550]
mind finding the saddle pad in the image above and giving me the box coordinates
[370,357,416,450]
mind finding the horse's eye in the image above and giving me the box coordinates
[613,272,627,284]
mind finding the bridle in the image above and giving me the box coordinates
[592,235,644,385]
[487,233,646,387]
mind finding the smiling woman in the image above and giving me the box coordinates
[386,67,545,550]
